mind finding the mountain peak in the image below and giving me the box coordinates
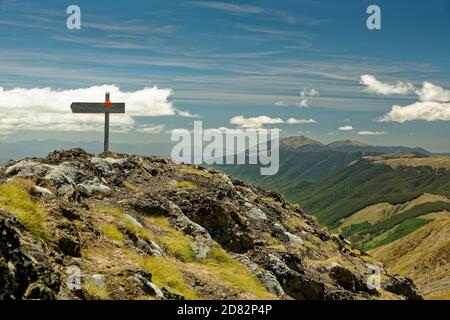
[280,136,324,151]
[328,140,371,149]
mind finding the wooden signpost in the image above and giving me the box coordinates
[70,92,125,153]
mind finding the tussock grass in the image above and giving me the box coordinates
[99,223,124,242]
[83,279,110,299]
[180,167,211,178]
[144,216,195,262]
[204,247,274,299]
[95,207,150,239]
[174,180,198,189]
[123,180,138,191]
[138,256,198,299]
[98,207,195,262]
[0,182,50,240]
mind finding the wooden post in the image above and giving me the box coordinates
[70,92,125,154]
[104,111,110,153]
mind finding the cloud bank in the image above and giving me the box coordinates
[0,85,188,133]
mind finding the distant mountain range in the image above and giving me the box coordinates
[0,140,173,163]
[280,136,431,155]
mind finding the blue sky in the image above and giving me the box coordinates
[0,0,449,152]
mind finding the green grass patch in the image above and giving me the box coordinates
[180,167,211,178]
[99,223,124,241]
[203,247,274,299]
[341,221,371,238]
[123,180,138,191]
[362,217,431,250]
[0,182,50,240]
[174,180,198,189]
[143,216,195,262]
[95,207,151,239]
[83,279,110,299]
[138,256,198,299]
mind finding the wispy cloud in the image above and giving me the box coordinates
[190,1,322,25]
[297,88,319,107]
[357,131,387,136]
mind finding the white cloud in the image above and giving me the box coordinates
[416,82,450,102]
[296,99,309,108]
[297,88,319,107]
[360,76,450,123]
[230,115,316,128]
[274,100,289,107]
[176,110,201,118]
[230,115,284,129]
[0,85,185,133]
[357,131,387,136]
[338,125,353,131]
[286,117,316,124]
[378,101,450,123]
[376,81,450,122]
[360,74,414,95]
[135,124,165,134]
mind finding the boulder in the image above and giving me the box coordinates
[384,275,423,300]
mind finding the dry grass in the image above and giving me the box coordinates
[367,155,450,171]
[370,216,450,299]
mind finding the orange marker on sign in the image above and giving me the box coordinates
[104,93,111,108]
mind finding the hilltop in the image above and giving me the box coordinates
[327,140,371,149]
[0,149,421,300]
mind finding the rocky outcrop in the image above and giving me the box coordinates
[0,149,423,300]
[383,275,423,300]
[0,210,61,299]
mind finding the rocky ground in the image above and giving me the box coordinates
[0,149,422,300]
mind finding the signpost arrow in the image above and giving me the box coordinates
[71,92,125,153]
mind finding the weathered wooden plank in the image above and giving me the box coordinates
[70,102,125,114]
